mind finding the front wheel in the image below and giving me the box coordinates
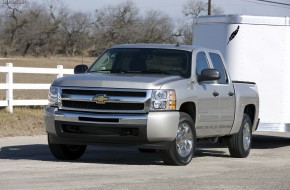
[138,148,157,153]
[48,135,87,160]
[228,114,252,158]
[160,113,196,166]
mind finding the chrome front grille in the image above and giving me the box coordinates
[59,88,151,113]
[61,89,147,97]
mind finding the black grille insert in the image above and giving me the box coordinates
[61,125,139,136]
[62,89,146,97]
[79,117,119,123]
[62,101,144,111]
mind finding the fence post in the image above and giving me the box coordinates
[6,63,13,113]
[57,65,63,78]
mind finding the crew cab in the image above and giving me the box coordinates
[45,44,259,165]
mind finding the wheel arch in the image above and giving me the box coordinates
[244,104,256,128]
[179,102,196,124]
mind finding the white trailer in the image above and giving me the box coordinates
[192,15,290,132]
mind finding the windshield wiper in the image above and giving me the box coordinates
[142,70,170,75]
[89,69,123,73]
[143,69,186,77]
[106,70,143,73]
[89,69,110,73]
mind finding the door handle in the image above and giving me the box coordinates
[228,91,235,96]
[213,91,219,97]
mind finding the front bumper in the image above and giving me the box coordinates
[45,107,180,146]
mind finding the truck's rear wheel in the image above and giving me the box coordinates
[160,113,196,166]
[48,135,87,160]
[228,114,252,158]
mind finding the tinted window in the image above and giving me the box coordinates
[88,48,192,78]
[209,53,228,84]
[196,52,209,75]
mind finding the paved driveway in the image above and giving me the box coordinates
[0,132,290,190]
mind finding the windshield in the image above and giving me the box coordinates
[88,48,192,78]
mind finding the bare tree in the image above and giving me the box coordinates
[136,10,175,43]
[182,0,224,17]
[0,11,7,56]
[183,0,207,17]
[91,1,139,55]
[19,2,60,56]
[178,23,193,45]
[0,1,64,56]
[0,0,178,57]
[60,11,92,56]
[180,0,224,45]
[44,0,67,56]
[91,1,175,56]
[0,1,29,56]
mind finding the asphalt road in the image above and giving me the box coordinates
[0,132,290,190]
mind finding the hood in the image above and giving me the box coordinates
[53,73,185,89]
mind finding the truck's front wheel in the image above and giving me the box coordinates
[48,135,87,160]
[160,113,196,165]
[228,114,252,158]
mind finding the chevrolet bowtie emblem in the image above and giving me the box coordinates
[92,95,109,104]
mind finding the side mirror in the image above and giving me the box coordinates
[74,64,88,74]
[198,69,220,82]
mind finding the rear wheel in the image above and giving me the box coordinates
[48,135,87,160]
[228,114,252,158]
[160,113,196,166]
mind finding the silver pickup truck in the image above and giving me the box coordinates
[45,44,259,165]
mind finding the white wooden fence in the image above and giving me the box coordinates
[0,63,73,113]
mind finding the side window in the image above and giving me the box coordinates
[196,52,209,76]
[209,53,228,84]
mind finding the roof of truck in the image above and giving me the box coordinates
[110,44,200,52]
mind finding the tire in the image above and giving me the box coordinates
[138,148,157,153]
[48,135,87,160]
[160,112,196,166]
[228,114,252,158]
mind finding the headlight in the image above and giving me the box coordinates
[151,90,176,110]
[48,85,59,107]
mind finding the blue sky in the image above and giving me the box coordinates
[61,0,290,19]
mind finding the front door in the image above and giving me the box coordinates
[194,51,220,137]
[209,52,235,135]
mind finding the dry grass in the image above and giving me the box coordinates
[0,107,45,137]
[0,56,95,137]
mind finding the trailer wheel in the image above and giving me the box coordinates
[160,113,196,165]
[48,135,87,160]
[228,114,252,158]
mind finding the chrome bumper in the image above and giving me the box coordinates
[45,107,180,144]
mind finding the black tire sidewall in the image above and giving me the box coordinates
[62,144,87,158]
[228,114,252,158]
[239,114,252,156]
[48,135,87,160]
[169,112,196,165]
